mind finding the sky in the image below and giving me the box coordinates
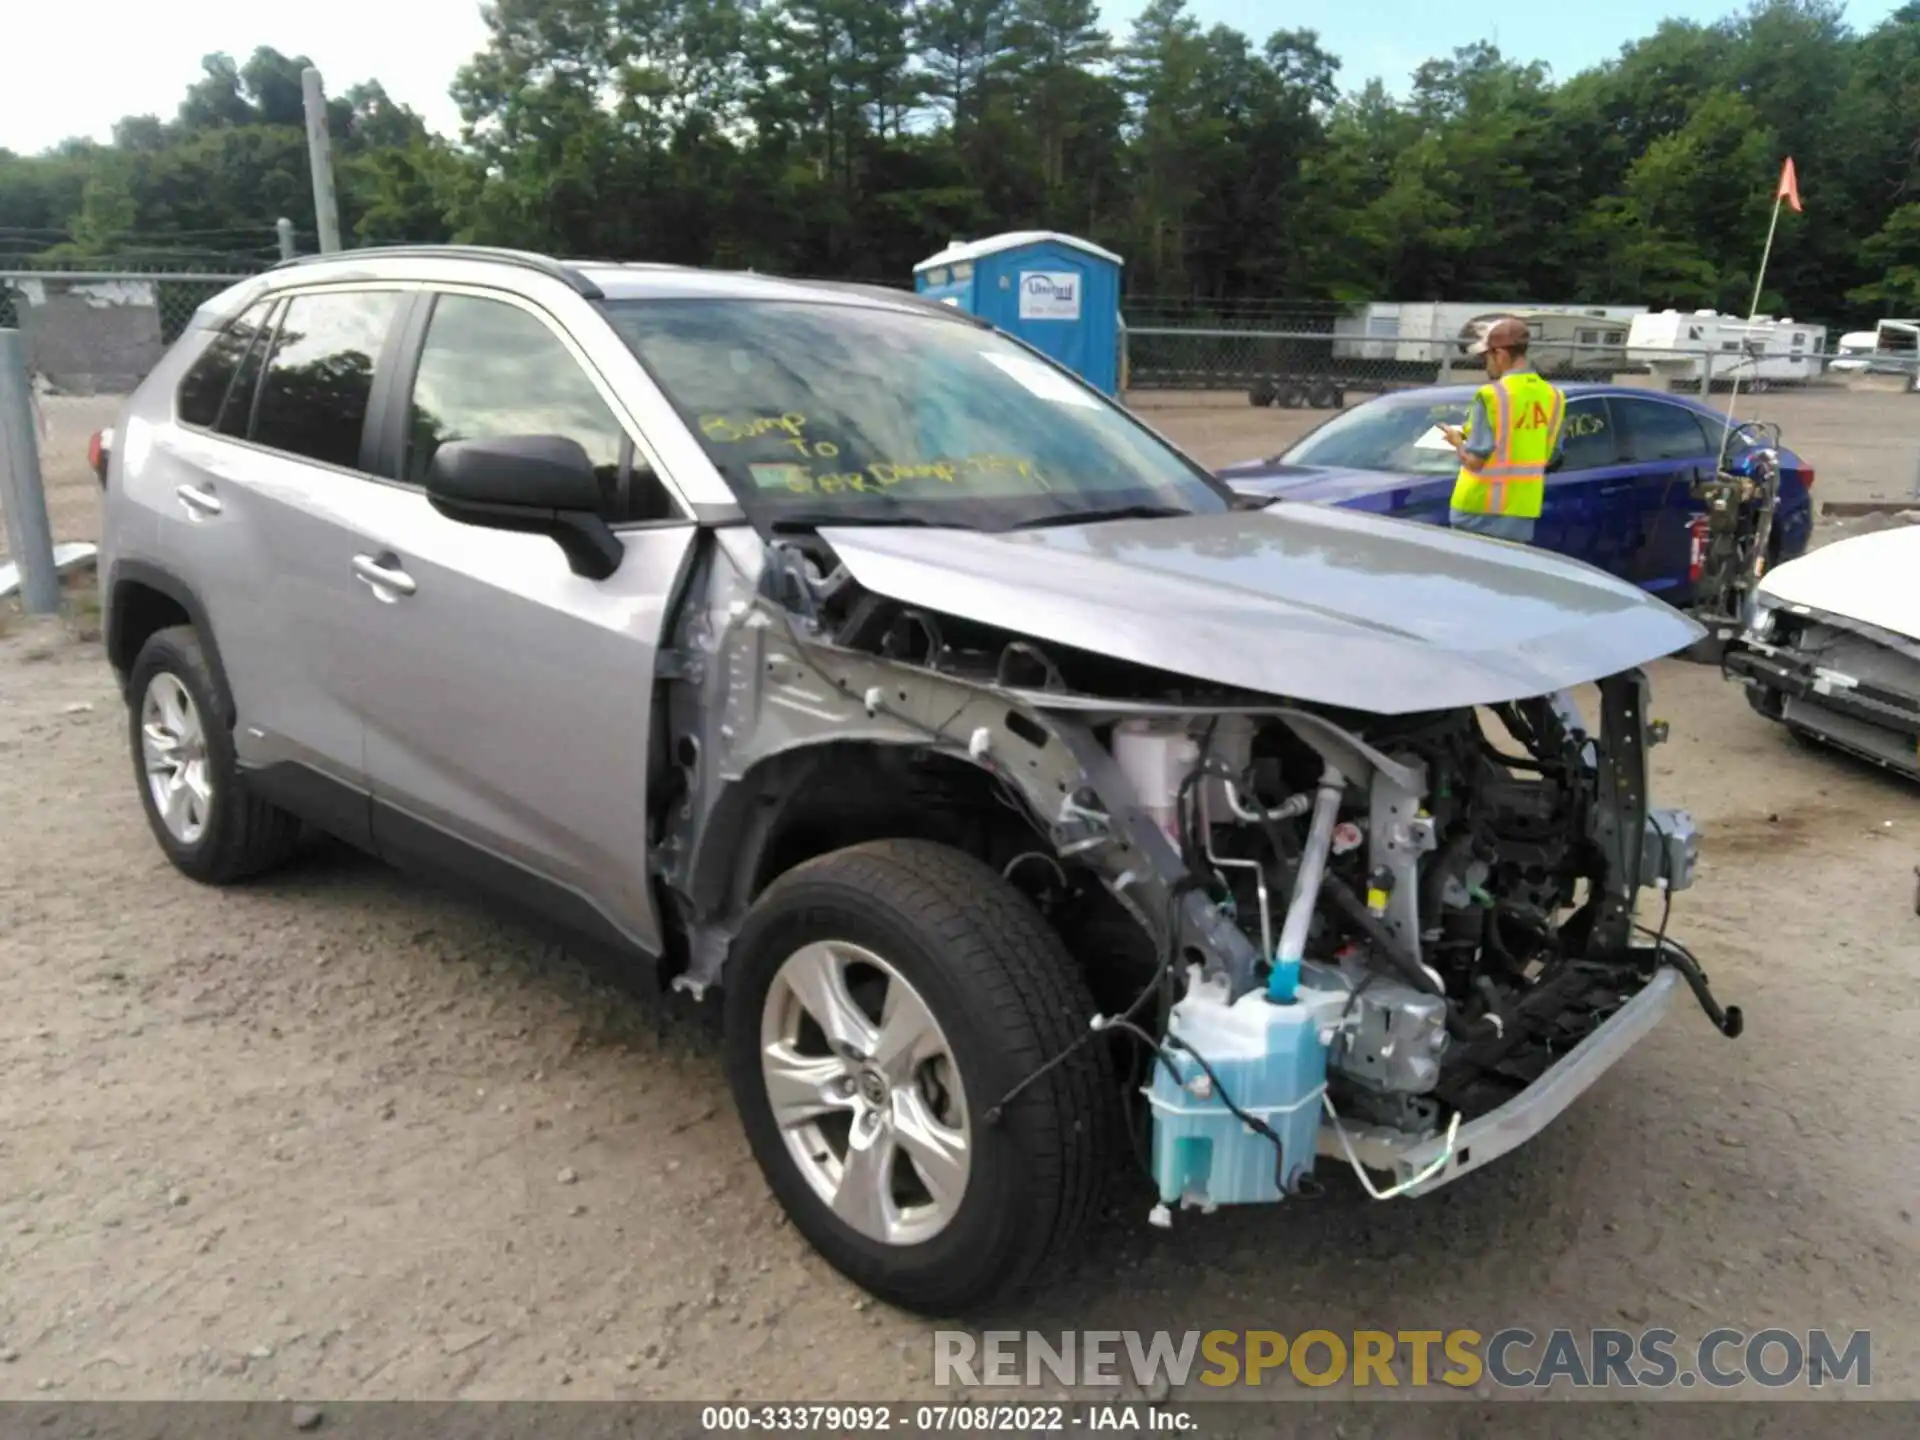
[0,0,1907,156]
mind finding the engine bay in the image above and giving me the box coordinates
[664,532,1744,1216]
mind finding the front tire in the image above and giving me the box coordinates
[128,626,301,884]
[724,840,1116,1314]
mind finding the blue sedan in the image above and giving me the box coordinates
[1216,383,1815,608]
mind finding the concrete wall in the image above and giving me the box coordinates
[9,277,165,395]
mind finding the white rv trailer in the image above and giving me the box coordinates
[1827,320,1919,381]
[1626,309,1829,389]
[1331,300,1647,364]
[1864,318,1919,374]
[1454,309,1633,378]
[1828,330,1879,373]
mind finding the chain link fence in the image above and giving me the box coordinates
[1121,294,1351,330]
[1120,328,1904,403]
[0,268,256,395]
[4,259,1914,405]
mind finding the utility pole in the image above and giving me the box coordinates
[301,67,342,254]
[0,330,60,614]
[276,216,296,261]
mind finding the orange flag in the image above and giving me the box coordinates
[1777,156,1803,213]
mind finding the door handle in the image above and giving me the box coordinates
[351,553,417,599]
[175,484,222,517]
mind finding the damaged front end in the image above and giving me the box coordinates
[651,517,1743,1220]
[1729,598,1920,785]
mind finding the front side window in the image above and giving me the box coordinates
[176,299,273,429]
[602,298,1229,530]
[1557,397,1619,472]
[251,290,401,470]
[405,294,674,522]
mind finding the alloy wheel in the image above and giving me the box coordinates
[141,672,213,846]
[758,940,971,1247]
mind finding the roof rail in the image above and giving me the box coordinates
[268,245,605,299]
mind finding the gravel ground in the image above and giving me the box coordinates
[0,390,1915,1405]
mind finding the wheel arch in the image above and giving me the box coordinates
[682,739,1052,931]
[106,561,237,726]
[670,733,1160,1012]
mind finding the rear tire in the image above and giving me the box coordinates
[724,839,1116,1314]
[127,626,301,884]
[1279,381,1309,408]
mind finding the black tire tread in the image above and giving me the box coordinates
[130,625,301,884]
[751,838,1118,1310]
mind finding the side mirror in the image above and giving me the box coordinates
[425,435,622,580]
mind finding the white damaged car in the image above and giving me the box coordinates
[1726,519,1920,782]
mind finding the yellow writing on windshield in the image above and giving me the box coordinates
[870,454,1043,487]
[701,411,842,459]
[702,412,807,443]
[754,453,1047,497]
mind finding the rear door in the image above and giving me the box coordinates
[160,287,409,839]
[347,287,700,957]
[1612,396,1716,598]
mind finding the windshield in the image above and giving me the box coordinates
[601,298,1230,529]
[1280,394,1471,477]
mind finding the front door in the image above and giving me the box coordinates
[349,289,699,956]
[1533,395,1643,574]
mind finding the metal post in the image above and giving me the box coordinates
[301,68,342,254]
[0,330,60,614]
[276,217,296,261]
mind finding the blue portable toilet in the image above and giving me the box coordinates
[913,231,1125,396]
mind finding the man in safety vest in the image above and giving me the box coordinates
[1438,316,1565,544]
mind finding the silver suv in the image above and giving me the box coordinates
[100,246,1741,1313]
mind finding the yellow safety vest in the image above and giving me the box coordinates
[1451,371,1565,520]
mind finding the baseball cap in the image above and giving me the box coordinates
[1468,316,1530,355]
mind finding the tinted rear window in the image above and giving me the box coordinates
[176,300,273,429]
[1618,399,1711,461]
[251,290,401,470]
[218,300,277,439]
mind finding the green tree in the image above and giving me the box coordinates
[8,0,1920,325]
[1848,203,1920,310]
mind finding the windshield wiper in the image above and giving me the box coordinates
[1004,504,1194,531]
[767,513,948,533]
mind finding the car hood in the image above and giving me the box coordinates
[1214,460,1442,506]
[1759,523,1920,643]
[818,505,1705,714]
